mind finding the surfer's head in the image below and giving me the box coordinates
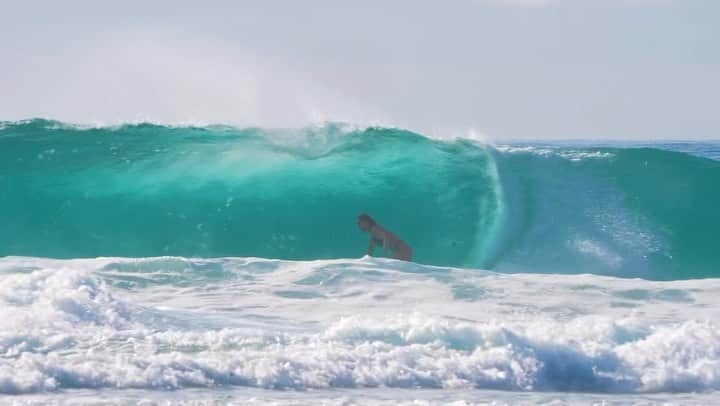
[357,213,376,232]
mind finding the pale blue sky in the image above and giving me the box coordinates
[1,0,718,139]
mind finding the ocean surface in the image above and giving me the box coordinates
[1,119,719,405]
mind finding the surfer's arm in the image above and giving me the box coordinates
[367,238,376,256]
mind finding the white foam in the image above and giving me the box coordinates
[1,256,719,395]
[572,238,623,268]
[495,145,614,161]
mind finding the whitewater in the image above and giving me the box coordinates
[1,120,719,405]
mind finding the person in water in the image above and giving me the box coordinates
[357,213,413,261]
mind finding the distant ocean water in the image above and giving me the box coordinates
[1,120,719,404]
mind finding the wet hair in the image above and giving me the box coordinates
[357,213,376,226]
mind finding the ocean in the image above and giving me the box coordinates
[1,119,719,405]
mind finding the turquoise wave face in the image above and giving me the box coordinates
[492,146,720,279]
[0,120,502,267]
[1,120,718,279]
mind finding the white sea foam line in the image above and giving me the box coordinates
[3,256,720,326]
[494,145,613,160]
[7,387,720,405]
[0,313,719,393]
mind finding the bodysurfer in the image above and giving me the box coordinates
[356,213,413,261]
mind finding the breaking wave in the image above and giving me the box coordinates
[1,119,719,280]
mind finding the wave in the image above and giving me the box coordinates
[1,119,719,279]
[1,256,719,395]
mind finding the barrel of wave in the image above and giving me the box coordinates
[0,121,505,268]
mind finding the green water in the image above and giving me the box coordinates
[1,120,719,279]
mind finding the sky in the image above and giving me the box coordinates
[1,0,718,140]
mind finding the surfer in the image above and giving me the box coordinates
[357,213,413,261]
